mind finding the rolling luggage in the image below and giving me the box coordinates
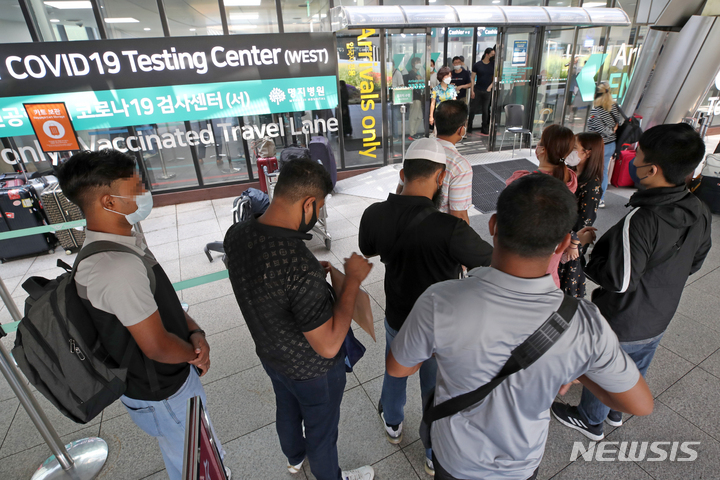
[257,157,278,193]
[0,185,56,262]
[611,148,636,188]
[41,183,86,252]
[309,136,338,187]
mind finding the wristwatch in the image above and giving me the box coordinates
[188,329,206,339]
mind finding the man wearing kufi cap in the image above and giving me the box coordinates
[359,138,493,475]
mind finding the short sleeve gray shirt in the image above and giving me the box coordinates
[74,230,159,327]
[391,267,639,480]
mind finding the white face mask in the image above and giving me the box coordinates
[454,65,462,71]
[443,76,452,85]
[104,191,153,225]
[565,151,581,167]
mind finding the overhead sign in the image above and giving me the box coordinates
[0,34,338,137]
[23,102,79,152]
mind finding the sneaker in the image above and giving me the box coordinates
[378,401,403,444]
[424,456,435,476]
[287,459,304,474]
[342,465,375,480]
[599,200,606,208]
[606,410,623,427]
[551,402,604,441]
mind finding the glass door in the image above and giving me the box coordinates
[386,30,428,164]
[533,28,576,144]
[492,27,539,151]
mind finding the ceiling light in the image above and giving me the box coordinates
[104,17,140,23]
[582,1,607,6]
[44,1,92,9]
[50,18,60,22]
[492,0,501,3]
[229,12,260,20]
[224,0,261,5]
[144,27,151,31]
[229,24,258,30]
[189,28,196,31]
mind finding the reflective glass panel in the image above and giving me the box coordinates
[97,0,164,38]
[225,0,279,35]
[29,0,101,41]
[164,0,223,36]
[0,0,33,43]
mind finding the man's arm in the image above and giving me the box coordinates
[185,312,210,375]
[358,211,376,258]
[579,374,653,416]
[303,254,372,359]
[690,213,712,275]
[387,350,421,378]
[449,220,493,269]
[128,311,197,364]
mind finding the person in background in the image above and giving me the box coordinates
[339,80,353,137]
[429,59,439,89]
[360,138,493,477]
[553,123,712,441]
[56,150,229,480]
[435,100,474,224]
[506,124,594,288]
[388,173,653,480]
[470,47,495,135]
[450,56,472,103]
[429,67,457,130]
[586,81,624,208]
[224,159,375,480]
[558,132,604,298]
[392,60,406,142]
[408,57,425,140]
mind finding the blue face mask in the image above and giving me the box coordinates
[105,191,153,225]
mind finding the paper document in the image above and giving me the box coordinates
[329,265,376,342]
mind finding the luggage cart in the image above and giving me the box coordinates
[263,163,332,250]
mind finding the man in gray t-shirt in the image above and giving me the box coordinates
[387,174,653,480]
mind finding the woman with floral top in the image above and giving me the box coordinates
[429,66,457,129]
[558,132,604,297]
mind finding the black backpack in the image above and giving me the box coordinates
[615,105,643,151]
[12,241,155,424]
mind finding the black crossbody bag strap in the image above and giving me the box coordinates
[383,207,436,264]
[423,295,579,424]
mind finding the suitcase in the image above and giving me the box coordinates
[0,185,56,261]
[309,136,338,187]
[257,157,278,193]
[40,183,86,251]
[611,148,636,188]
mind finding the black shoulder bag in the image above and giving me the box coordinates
[419,294,579,449]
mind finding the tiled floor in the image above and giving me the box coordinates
[1,148,720,479]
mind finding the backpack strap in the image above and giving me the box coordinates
[72,240,156,293]
[423,294,578,424]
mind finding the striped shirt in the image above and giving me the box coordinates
[437,138,473,214]
[586,104,624,144]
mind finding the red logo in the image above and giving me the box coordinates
[6,212,15,219]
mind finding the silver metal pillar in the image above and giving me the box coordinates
[635,16,720,129]
[620,28,667,115]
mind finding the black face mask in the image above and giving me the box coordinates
[299,200,318,233]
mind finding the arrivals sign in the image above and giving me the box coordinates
[0,33,338,137]
[23,102,79,152]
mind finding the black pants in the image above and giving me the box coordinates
[433,454,539,480]
[469,89,491,132]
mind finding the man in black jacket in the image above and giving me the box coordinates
[359,138,493,476]
[552,123,713,441]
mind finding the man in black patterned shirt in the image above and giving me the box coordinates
[224,159,374,480]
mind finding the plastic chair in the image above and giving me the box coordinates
[501,104,532,157]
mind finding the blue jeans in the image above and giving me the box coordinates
[578,332,663,425]
[262,358,346,480]
[120,368,225,480]
[381,318,437,460]
[601,141,616,201]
